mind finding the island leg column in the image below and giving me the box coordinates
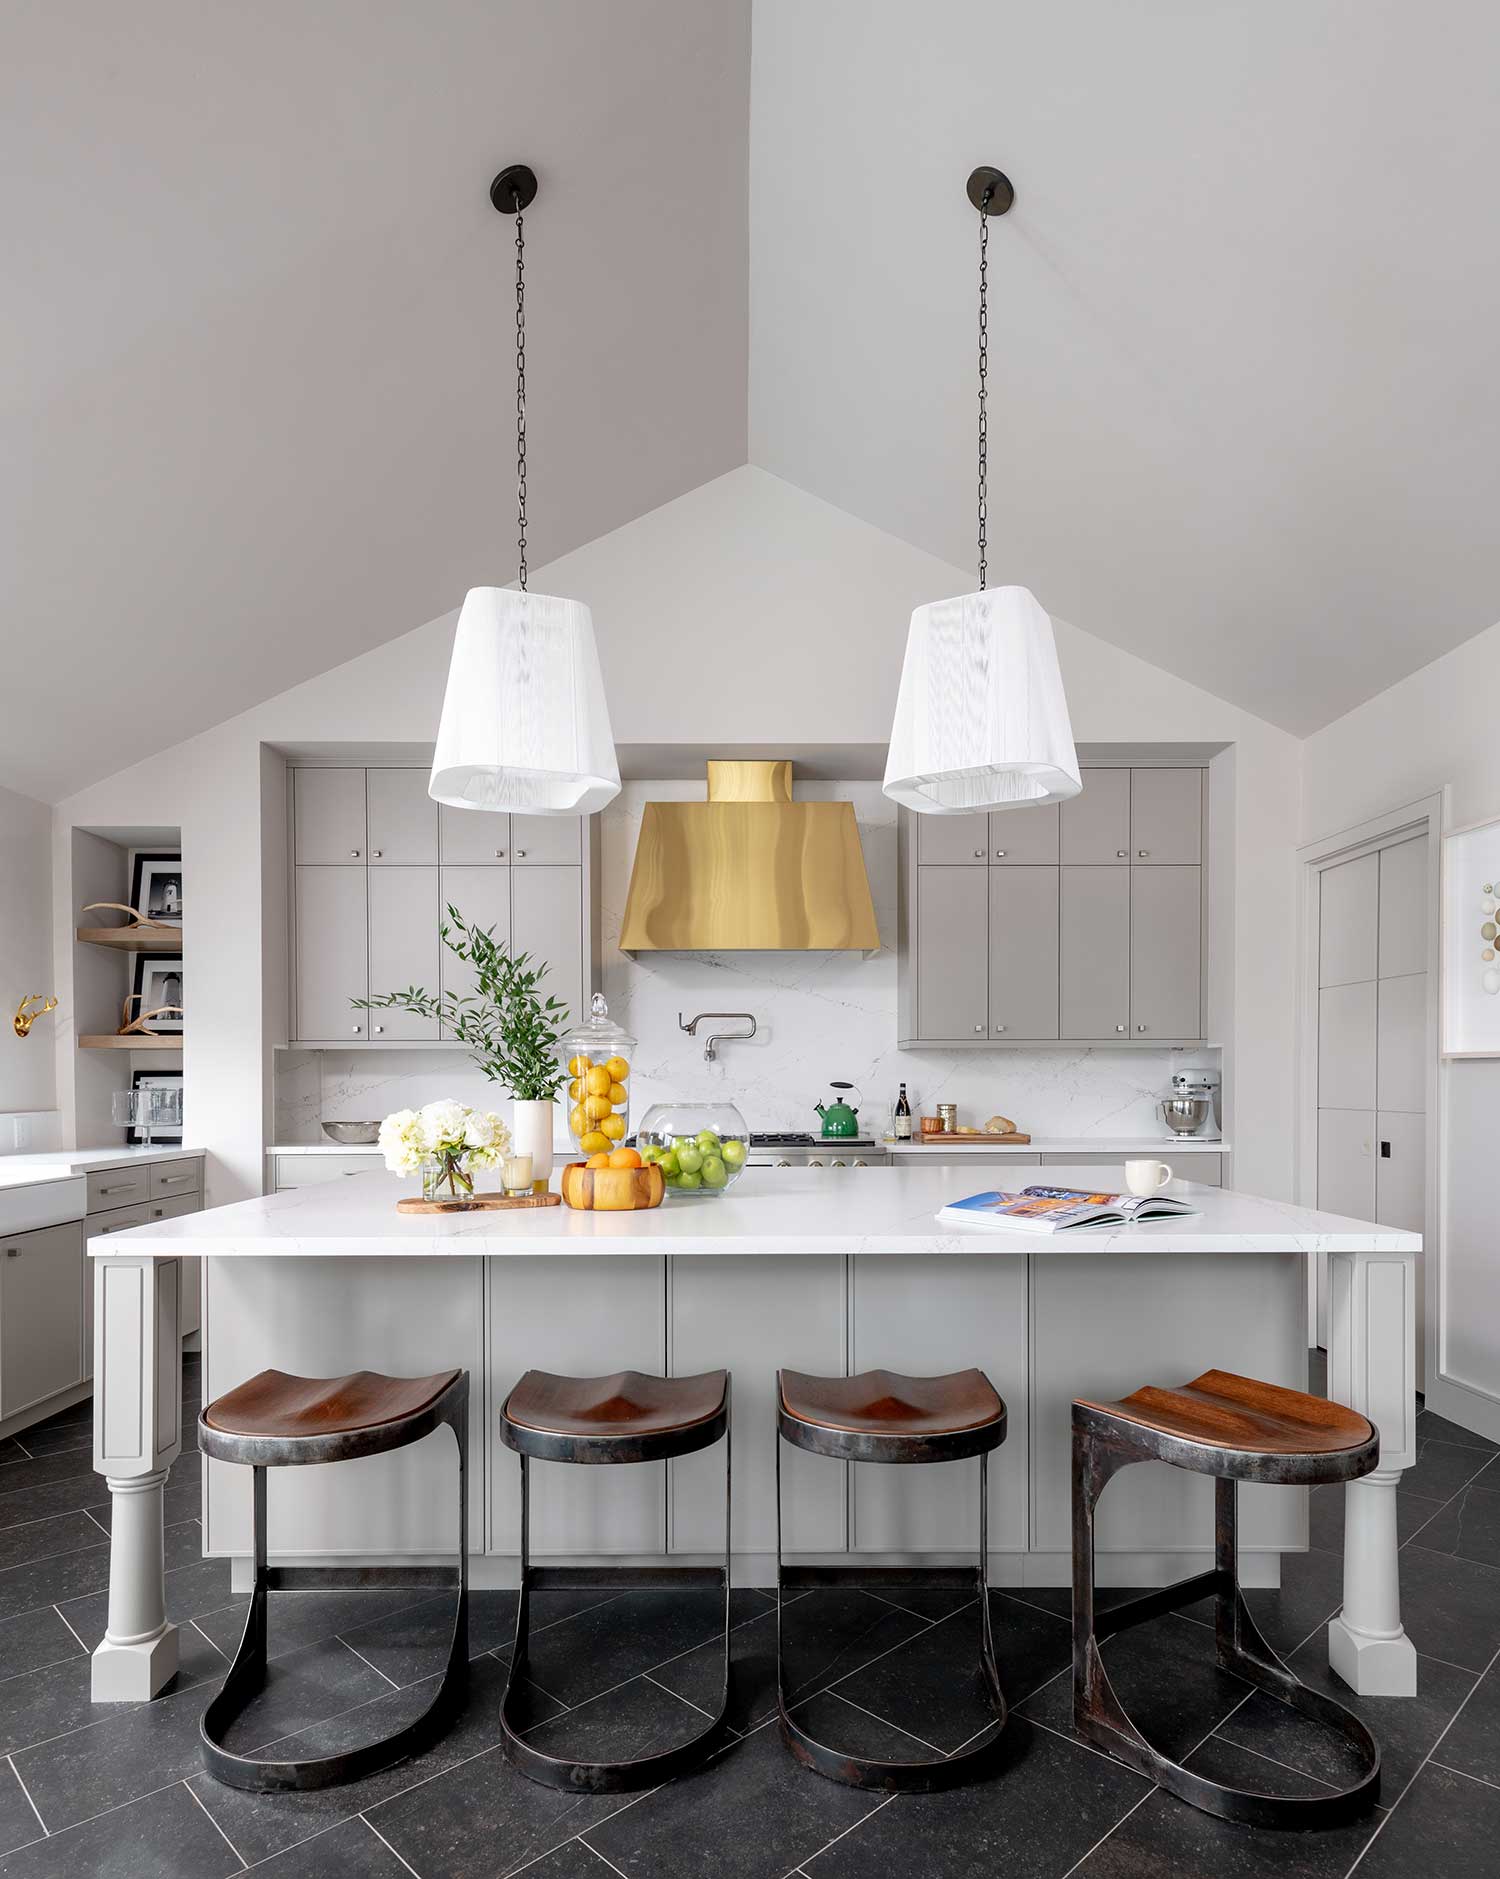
[1324,1247,1419,1697]
[91,1254,184,1701]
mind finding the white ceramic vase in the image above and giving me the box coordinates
[510,1099,555,1189]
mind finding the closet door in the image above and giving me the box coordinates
[1315,853,1378,1249]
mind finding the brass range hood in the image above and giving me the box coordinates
[619,762,879,953]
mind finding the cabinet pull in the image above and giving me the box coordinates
[98,1183,135,1195]
[349,850,361,858]
[1136,1023,1147,1032]
[994,1024,1007,1033]
[352,1025,361,1034]
[371,849,383,858]
[994,850,1007,858]
[152,1208,164,1218]
[494,849,506,859]
[4,1248,17,1258]
[159,1172,193,1185]
[101,1220,134,1233]
[1115,1023,1126,1033]
[1116,850,1128,858]
[374,1025,384,1035]
[972,848,985,858]
[514,849,527,859]
[973,1023,984,1033]
[1137,850,1149,857]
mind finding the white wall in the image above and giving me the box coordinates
[54,466,1300,1204]
[0,782,56,1137]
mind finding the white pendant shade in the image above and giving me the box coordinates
[429,587,620,815]
[883,584,1082,814]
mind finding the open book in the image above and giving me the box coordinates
[936,1184,1200,1234]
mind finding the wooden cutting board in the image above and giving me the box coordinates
[912,1131,1032,1144]
[396,1191,562,1214]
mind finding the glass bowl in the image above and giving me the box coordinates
[635,1101,749,1197]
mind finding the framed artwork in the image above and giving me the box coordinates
[131,952,184,1033]
[127,1070,183,1144]
[1442,814,1500,1056]
[129,850,183,926]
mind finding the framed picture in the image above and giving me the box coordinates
[130,850,183,926]
[128,1070,183,1144]
[1442,814,1500,1056]
[131,953,184,1033]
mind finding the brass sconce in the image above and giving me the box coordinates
[13,995,58,1039]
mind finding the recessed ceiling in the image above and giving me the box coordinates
[0,0,749,799]
[749,0,1500,735]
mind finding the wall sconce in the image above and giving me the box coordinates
[13,995,58,1039]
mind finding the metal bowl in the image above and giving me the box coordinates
[321,1121,381,1146]
[1159,1097,1211,1137]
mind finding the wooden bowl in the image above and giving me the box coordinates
[560,1161,665,1212]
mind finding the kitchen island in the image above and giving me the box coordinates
[90,1164,1419,1705]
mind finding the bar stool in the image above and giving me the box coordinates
[197,1367,469,1792]
[498,1368,732,1792]
[1072,1367,1381,1828]
[775,1367,1009,1792]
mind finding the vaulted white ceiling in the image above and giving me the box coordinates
[7,1,1498,797]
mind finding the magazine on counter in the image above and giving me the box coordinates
[935,1184,1201,1235]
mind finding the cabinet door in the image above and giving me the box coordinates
[149,1195,202,1337]
[440,804,511,866]
[1129,866,1202,1039]
[367,868,440,1038]
[988,867,1059,1038]
[1060,867,1131,1038]
[440,867,512,1022]
[914,866,990,1039]
[510,815,582,867]
[294,866,368,1041]
[511,865,586,1027]
[917,814,991,866]
[366,770,438,866]
[1129,769,1202,864]
[294,768,367,864]
[1,1223,84,1416]
[989,804,1059,865]
[1060,769,1130,864]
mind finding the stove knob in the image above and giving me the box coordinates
[775,1159,792,1167]
[831,1159,847,1168]
[853,1158,868,1168]
[808,1158,824,1168]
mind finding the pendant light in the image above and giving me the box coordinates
[883,167,1081,815]
[430,165,620,816]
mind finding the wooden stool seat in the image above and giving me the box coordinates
[204,1368,462,1444]
[1075,1368,1375,1485]
[503,1368,727,1445]
[780,1366,1004,1444]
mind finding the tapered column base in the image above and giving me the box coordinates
[92,1624,179,1702]
[1327,1614,1417,1697]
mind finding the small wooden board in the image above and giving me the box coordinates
[911,1131,1031,1144]
[396,1191,562,1215]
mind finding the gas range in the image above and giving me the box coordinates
[745,1132,887,1168]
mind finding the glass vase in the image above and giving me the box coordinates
[420,1151,474,1203]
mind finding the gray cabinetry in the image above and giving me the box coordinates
[367,869,441,1038]
[1,1223,84,1418]
[1129,865,1202,1039]
[911,866,990,1039]
[511,815,582,867]
[294,866,368,1041]
[512,865,588,1026]
[439,867,511,1022]
[916,813,990,866]
[439,804,511,866]
[988,868,1058,1038]
[294,768,367,864]
[1061,867,1131,1038]
[990,804,1058,865]
[366,770,438,865]
[1130,769,1202,864]
[1061,768,1130,864]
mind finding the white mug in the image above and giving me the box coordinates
[1124,1158,1173,1197]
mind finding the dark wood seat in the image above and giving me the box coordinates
[204,1368,463,1442]
[778,1367,1006,1464]
[503,1368,727,1443]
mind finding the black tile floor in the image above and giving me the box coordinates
[0,1354,1495,1875]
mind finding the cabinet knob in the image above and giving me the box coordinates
[1137,850,1149,857]
[495,849,506,859]
[349,850,361,858]
[1136,1023,1147,1032]
[372,849,383,858]
[973,1023,984,1033]
[994,1024,1007,1033]
[4,1248,17,1258]
[374,1025,384,1035]
[1116,850,1128,858]
[352,1024,361,1034]
[973,848,985,858]
[515,849,527,859]
[994,849,1007,858]
[1115,1023,1126,1033]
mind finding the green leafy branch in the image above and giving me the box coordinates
[353,904,570,1102]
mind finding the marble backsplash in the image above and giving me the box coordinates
[274,781,1220,1145]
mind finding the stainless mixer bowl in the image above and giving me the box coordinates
[1160,1097,1212,1137]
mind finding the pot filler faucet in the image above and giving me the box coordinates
[678,1012,758,1063]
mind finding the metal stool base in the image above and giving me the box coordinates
[1073,1426,1380,1829]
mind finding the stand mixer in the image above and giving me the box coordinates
[1160,1069,1221,1139]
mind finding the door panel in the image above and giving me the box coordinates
[510,815,582,867]
[1377,836,1428,979]
[295,867,368,1041]
[1,1224,84,1416]
[294,769,367,864]
[1376,1113,1425,1231]
[511,865,586,1029]
[440,867,512,1026]
[1318,982,1377,1109]
[149,1196,202,1337]
[1060,770,1130,864]
[1129,770,1202,865]
[1319,852,1378,988]
[1129,866,1202,1039]
[1060,868,1131,1038]
[988,805,1059,866]
[1317,1108,1376,1220]
[917,814,990,866]
[988,867,1059,1038]
[914,867,990,1039]
[366,770,438,865]
[367,869,440,1038]
[440,805,511,866]
[1377,973,1427,1114]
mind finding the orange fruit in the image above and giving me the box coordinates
[586,1151,611,1170]
[608,1146,643,1170]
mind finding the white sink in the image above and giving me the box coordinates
[0,1174,84,1234]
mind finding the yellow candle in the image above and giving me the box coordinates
[502,1153,533,1196]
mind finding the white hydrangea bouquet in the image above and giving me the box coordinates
[380,1100,511,1203]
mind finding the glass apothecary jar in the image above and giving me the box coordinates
[636,1101,749,1197]
[561,993,637,1160]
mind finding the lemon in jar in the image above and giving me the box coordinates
[567,1054,592,1078]
[585,1065,612,1097]
[568,1077,584,1102]
[600,1113,626,1142]
[605,1055,631,1083]
[584,1093,612,1122]
[578,1129,610,1156]
[608,1082,628,1106]
[569,1102,589,1135]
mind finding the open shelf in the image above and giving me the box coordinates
[79,1034,182,1051]
[76,926,182,953]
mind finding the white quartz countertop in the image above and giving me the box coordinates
[0,1145,202,1192]
[885,1136,1227,1155]
[94,1164,1416,1259]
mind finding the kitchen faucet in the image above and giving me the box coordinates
[678,1011,757,1063]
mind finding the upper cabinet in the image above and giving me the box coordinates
[898,765,1207,1047]
[294,768,367,863]
[366,770,438,865]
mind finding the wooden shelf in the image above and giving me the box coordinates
[76,927,182,953]
[79,1034,182,1051]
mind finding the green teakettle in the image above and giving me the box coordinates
[815,1080,862,1139]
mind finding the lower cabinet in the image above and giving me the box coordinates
[272,1154,380,1189]
[86,1158,206,1373]
[1038,1152,1221,1188]
[0,1222,85,1419]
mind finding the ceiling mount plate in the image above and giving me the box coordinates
[966,166,1014,215]
[490,164,538,216]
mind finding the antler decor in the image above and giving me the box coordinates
[117,994,184,1038]
[13,994,58,1039]
[82,901,178,936]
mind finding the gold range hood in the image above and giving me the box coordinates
[619,761,879,953]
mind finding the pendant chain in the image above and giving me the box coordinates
[515,205,528,592]
[977,191,990,592]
